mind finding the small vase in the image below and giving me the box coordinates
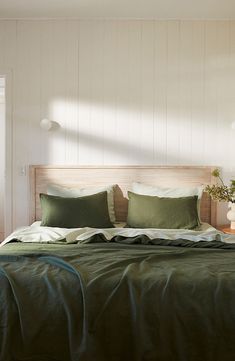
[227,203,235,230]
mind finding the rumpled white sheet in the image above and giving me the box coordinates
[2,222,235,246]
[73,223,235,244]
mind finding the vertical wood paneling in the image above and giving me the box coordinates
[0,79,5,239]
[103,20,119,164]
[204,21,218,166]
[41,21,54,164]
[191,21,205,165]
[128,21,142,163]
[230,22,235,171]
[179,21,193,164]
[116,21,130,164]
[166,21,180,164]
[65,20,79,164]
[154,21,167,164]
[217,22,230,167]
[90,21,105,164]
[0,19,235,229]
[27,21,42,165]
[19,21,42,228]
[78,20,92,164]
[0,21,17,69]
[13,21,32,227]
[0,22,4,69]
[216,21,232,226]
[141,21,155,164]
[0,21,17,236]
[50,20,68,165]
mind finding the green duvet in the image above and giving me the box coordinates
[1,236,235,361]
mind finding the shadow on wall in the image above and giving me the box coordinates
[48,125,195,165]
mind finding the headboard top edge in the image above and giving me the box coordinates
[29,165,217,227]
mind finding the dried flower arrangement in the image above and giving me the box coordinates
[205,169,235,203]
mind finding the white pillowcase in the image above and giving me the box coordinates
[132,182,204,198]
[132,182,204,219]
[47,184,116,223]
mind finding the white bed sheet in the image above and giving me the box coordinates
[2,221,235,246]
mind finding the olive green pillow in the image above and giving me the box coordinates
[40,192,113,228]
[127,191,199,229]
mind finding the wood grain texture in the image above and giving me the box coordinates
[217,225,235,235]
[29,165,217,227]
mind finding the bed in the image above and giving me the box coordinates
[1,165,235,361]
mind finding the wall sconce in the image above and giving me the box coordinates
[232,121,235,130]
[40,118,53,131]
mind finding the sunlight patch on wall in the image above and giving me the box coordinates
[45,97,230,167]
[49,98,158,165]
[48,97,235,167]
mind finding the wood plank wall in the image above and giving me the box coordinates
[0,20,235,231]
[0,77,5,239]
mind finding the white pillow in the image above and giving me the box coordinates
[47,184,116,223]
[132,182,204,219]
[132,182,204,198]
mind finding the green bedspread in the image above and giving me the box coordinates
[1,236,235,361]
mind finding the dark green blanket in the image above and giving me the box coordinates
[1,236,235,361]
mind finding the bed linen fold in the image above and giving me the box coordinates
[1,231,235,360]
[2,222,234,246]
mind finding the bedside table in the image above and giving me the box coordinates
[217,225,235,235]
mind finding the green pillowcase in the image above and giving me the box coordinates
[40,191,113,228]
[127,191,199,229]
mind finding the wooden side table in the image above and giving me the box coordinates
[217,225,235,235]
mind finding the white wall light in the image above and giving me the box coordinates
[40,118,53,131]
[232,121,235,130]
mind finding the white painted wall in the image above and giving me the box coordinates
[0,19,234,230]
[0,77,5,239]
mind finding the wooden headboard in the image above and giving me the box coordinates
[29,165,217,226]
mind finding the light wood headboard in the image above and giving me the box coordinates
[29,165,217,226]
